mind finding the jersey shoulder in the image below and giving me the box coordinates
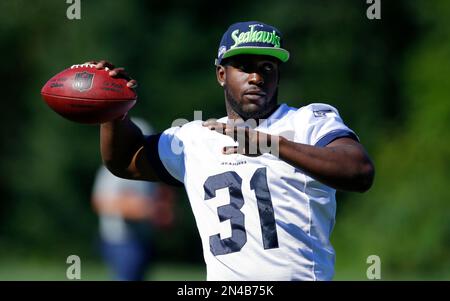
[287,102,354,145]
[290,102,342,129]
[295,103,341,118]
[165,120,205,140]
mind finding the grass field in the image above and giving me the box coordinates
[0,259,205,281]
[0,258,447,281]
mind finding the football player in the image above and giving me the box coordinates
[96,21,375,280]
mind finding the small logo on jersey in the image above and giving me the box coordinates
[72,72,94,92]
[313,109,333,117]
[221,160,247,166]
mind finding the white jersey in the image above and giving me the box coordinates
[154,103,358,280]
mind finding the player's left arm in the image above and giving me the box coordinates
[276,136,374,192]
[203,121,374,192]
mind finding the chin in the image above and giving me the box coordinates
[238,109,265,120]
[242,103,262,113]
[241,102,274,119]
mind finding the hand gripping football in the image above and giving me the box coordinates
[41,63,137,124]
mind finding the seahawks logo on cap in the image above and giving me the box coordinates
[230,24,281,49]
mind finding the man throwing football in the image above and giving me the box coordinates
[97,21,375,280]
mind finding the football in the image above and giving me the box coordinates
[41,63,137,124]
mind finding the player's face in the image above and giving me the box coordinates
[217,55,280,120]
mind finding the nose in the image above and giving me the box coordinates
[248,72,264,86]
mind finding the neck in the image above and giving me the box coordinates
[225,101,241,120]
[225,101,280,126]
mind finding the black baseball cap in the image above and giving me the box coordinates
[215,21,290,66]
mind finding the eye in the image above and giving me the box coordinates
[237,63,248,71]
[262,63,275,73]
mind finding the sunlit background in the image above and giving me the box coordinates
[0,0,449,280]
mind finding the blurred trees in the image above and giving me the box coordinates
[0,0,448,278]
[333,0,450,279]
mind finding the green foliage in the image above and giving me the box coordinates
[0,0,448,279]
[333,0,450,279]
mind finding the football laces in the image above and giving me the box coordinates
[70,63,96,69]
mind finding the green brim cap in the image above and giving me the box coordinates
[222,46,290,63]
[215,21,290,65]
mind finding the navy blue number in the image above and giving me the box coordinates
[204,171,247,256]
[250,167,279,249]
[204,168,278,256]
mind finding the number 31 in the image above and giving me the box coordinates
[204,167,279,256]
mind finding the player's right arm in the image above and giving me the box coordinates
[100,115,159,181]
[95,60,159,181]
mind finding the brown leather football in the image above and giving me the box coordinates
[41,63,137,124]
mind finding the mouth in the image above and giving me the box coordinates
[243,89,266,103]
[243,89,266,97]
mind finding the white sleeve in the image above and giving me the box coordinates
[155,126,186,184]
[295,103,359,147]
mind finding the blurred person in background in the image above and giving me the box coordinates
[91,117,176,281]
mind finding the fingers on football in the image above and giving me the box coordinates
[108,67,124,77]
[127,79,138,88]
[106,67,136,88]
[81,60,137,89]
[109,67,130,79]
[96,60,115,70]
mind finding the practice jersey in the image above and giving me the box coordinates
[151,103,358,280]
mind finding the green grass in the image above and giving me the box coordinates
[0,259,205,281]
[1,258,447,281]
[334,267,450,281]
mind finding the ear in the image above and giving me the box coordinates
[216,65,226,87]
